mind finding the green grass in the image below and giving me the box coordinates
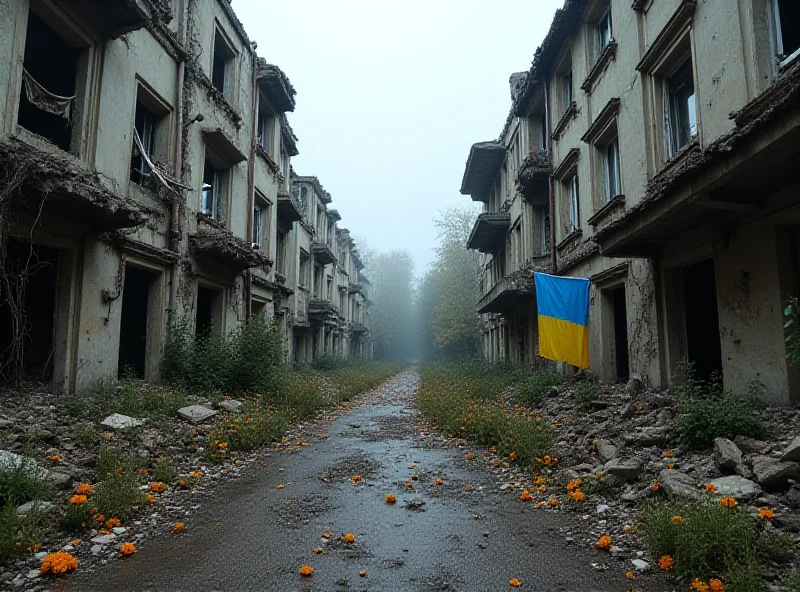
[0,455,51,507]
[93,445,146,521]
[0,502,43,561]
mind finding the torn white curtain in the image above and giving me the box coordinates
[22,69,75,121]
[132,129,191,196]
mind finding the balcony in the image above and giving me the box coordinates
[189,227,271,272]
[1,138,147,230]
[466,212,510,253]
[255,61,296,113]
[308,299,339,326]
[348,283,365,297]
[277,189,303,230]
[61,0,152,38]
[312,242,336,265]
[460,141,506,202]
[350,322,368,334]
[477,270,535,314]
[515,151,550,205]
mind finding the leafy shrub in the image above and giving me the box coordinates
[672,362,762,450]
[206,406,289,457]
[639,498,792,591]
[419,362,554,468]
[93,445,145,520]
[151,455,177,483]
[572,376,600,411]
[513,370,561,405]
[59,500,93,533]
[0,502,42,561]
[0,455,50,507]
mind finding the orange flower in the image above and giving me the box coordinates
[120,542,136,557]
[299,565,314,576]
[313,547,323,554]
[343,533,355,544]
[104,517,121,529]
[671,515,683,523]
[596,535,612,550]
[623,524,634,533]
[172,522,186,533]
[322,532,331,539]
[758,507,775,520]
[548,498,560,507]
[650,480,662,492]
[277,484,285,490]
[659,555,674,571]
[465,452,475,460]
[385,494,397,504]
[704,483,717,493]
[352,475,362,484]
[103,433,111,441]
[668,463,676,470]
[509,452,518,462]
[566,479,583,492]
[49,455,60,463]
[70,495,87,505]
[76,483,95,495]
[151,482,167,493]
[39,552,78,575]
[465,485,474,492]
[720,496,738,509]
[662,450,674,457]
[435,478,443,485]
[569,490,585,502]
[709,578,725,592]
[691,579,710,592]
[147,493,155,503]
[95,514,105,523]
[625,571,635,580]
[509,578,522,587]
[218,442,228,451]
[519,490,533,502]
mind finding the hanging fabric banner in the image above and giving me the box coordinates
[533,272,591,369]
[22,69,75,121]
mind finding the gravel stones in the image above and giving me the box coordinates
[177,405,219,424]
[713,438,747,476]
[100,413,143,430]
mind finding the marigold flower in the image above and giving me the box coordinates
[659,555,674,571]
[596,535,612,550]
[277,484,285,490]
[70,539,81,546]
[385,494,397,503]
[190,471,203,479]
[720,496,738,509]
[76,483,94,495]
[70,495,87,505]
[662,450,674,457]
[435,478,443,485]
[758,507,775,520]
[103,433,111,441]
[105,517,121,529]
[147,493,155,503]
[519,490,533,502]
[625,571,635,580]
[352,475,362,484]
[548,498,560,507]
[343,533,355,544]
[313,547,323,554]
[623,524,634,533]
[671,515,683,523]
[650,481,662,492]
[465,452,475,460]
[120,542,136,557]
[172,522,186,533]
[709,578,725,592]
[509,452,518,462]
[691,579,710,592]
[95,514,105,522]
[534,501,544,508]
[566,479,583,492]
[40,552,78,575]
[151,482,167,493]
[509,578,522,587]
[218,442,228,451]
[49,455,60,463]
[704,483,717,493]
[322,531,331,539]
[465,485,473,492]
[594,472,601,479]
[299,565,314,576]
[668,463,676,470]
[569,490,585,502]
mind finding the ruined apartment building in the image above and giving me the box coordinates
[0,0,372,394]
[462,0,800,405]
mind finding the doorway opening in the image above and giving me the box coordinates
[612,286,630,382]
[0,239,59,383]
[195,285,221,338]
[682,259,723,380]
[118,266,153,379]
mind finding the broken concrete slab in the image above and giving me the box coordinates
[660,469,703,500]
[709,475,762,501]
[100,413,144,430]
[218,399,243,413]
[177,405,218,424]
[90,533,118,545]
[750,455,800,489]
[780,437,800,462]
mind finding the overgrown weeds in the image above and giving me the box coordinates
[0,503,42,561]
[93,445,145,520]
[0,455,50,507]
[311,358,404,402]
[151,455,177,483]
[672,362,762,450]
[66,379,190,422]
[572,375,600,411]
[418,361,554,468]
[639,497,793,591]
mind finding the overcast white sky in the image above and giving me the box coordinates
[235,0,562,276]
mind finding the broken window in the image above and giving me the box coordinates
[276,229,288,275]
[539,113,547,151]
[130,102,156,186]
[773,0,800,65]
[257,96,275,155]
[211,29,235,97]
[299,252,310,288]
[18,10,81,152]
[327,278,333,301]
[561,71,573,113]
[253,194,271,251]
[666,58,697,157]
[596,9,613,57]
[567,173,581,233]
[604,137,621,202]
[540,208,550,254]
[201,159,228,222]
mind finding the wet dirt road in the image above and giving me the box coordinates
[66,369,665,592]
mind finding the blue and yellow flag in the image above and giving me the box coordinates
[533,272,590,369]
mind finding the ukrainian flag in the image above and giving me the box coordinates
[533,272,591,369]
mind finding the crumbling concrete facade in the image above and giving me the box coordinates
[0,0,371,393]
[464,0,800,405]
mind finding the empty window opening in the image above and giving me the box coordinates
[252,204,263,250]
[605,137,621,201]
[539,113,547,151]
[0,239,59,383]
[666,58,697,156]
[596,9,613,56]
[195,285,221,338]
[212,29,235,97]
[540,208,551,253]
[131,102,156,186]
[276,230,288,275]
[612,286,629,382]
[251,300,266,318]
[562,70,574,112]
[773,0,800,63]
[18,10,80,152]
[565,173,581,233]
[257,97,275,155]
[681,259,723,381]
[201,159,228,222]
[299,252,310,288]
[117,266,153,379]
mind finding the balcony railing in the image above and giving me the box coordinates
[515,151,550,205]
[466,212,511,253]
[312,242,337,265]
